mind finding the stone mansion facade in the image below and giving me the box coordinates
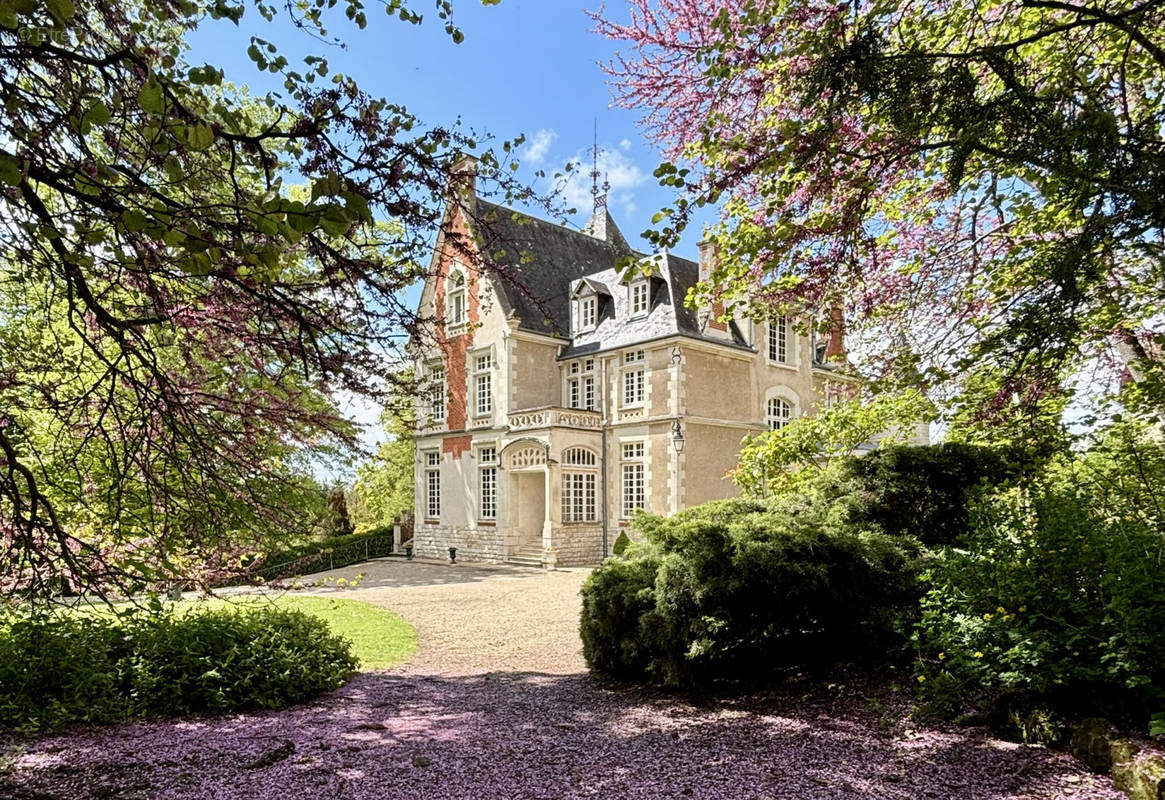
[410,158,872,567]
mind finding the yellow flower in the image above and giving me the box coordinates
[983,613,993,621]
[973,651,984,659]
[917,675,926,683]
[938,652,946,661]
[996,606,1006,615]
[1018,606,1027,612]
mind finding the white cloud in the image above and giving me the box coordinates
[559,147,647,220]
[523,129,557,165]
[619,138,632,152]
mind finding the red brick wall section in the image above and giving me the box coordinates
[708,302,728,332]
[442,434,472,458]
[825,306,846,361]
[432,204,484,433]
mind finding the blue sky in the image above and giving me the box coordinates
[186,1,711,258]
[187,1,713,462]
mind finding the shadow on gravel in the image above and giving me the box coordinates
[293,559,569,592]
[1,672,1120,800]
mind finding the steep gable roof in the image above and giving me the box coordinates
[469,198,749,353]
[473,199,634,336]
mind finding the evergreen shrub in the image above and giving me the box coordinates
[0,605,357,730]
[580,497,922,687]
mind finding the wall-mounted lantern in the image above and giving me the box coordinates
[670,419,685,453]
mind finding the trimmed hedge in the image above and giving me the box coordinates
[0,605,357,730]
[580,497,922,687]
[246,525,396,582]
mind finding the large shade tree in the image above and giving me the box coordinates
[597,0,1165,441]
[0,0,524,597]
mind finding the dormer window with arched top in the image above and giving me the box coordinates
[447,270,466,328]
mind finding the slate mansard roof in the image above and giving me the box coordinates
[471,198,750,357]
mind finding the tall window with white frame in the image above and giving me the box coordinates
[561,448,597,523]
[447,272,466,328]
[621,350,645,407]
[630,281,649,315]
[428,365,446,424]
[566,358,597,411]
[478,446,497,521]
[580,296,596,329]
[767,397,793,431]
[474,353,492,417]
[621,441,646,517]
[424,451,441,519]
[768,316,790,364]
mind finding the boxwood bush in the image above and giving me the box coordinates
[0,604,357,730]
[581,497,923,687]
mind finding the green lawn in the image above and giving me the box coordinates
[178,595,417,670]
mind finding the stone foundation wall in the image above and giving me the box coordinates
[412,524,506,563]
[552,525,604,567]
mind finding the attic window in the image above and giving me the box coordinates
[630,281,649,315]
[577,296,597,331]
[447,271,466,328]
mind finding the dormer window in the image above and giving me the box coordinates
[447,271,466,328]
[572,278,610,333]
[630,281,649,315]
[581,296,596,329]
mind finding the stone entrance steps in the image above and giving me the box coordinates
[507,544,543,568]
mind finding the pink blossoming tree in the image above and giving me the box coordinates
[597,0,1165,444]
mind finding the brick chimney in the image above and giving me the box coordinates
[825,306,846,361]
[696,239,731,338]
[446,153,478,212]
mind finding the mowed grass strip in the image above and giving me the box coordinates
[174,595,417,671]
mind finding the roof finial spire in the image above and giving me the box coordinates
[590,119,607,212]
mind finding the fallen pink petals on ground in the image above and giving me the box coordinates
[0,563,1127,799]
[2,672,1121,800]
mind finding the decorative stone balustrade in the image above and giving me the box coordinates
[508,407,601,432]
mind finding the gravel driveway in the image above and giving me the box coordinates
[309,557,592,675]
[1,558,1126,800]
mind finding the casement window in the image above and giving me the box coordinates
[622,367,644,407]
[447,271,466,327]
[474,353,492,416]
[428,366,446,423]
[561,448,598,523]
[768,316,790,364]
[630,281,649,315]
[478,446,497,520]
[580,296,596,329]
[621,351,645,407]
[566,359,597,411]
[621,441,646,517]
[767,397,793,431]
[424,451,441,518]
